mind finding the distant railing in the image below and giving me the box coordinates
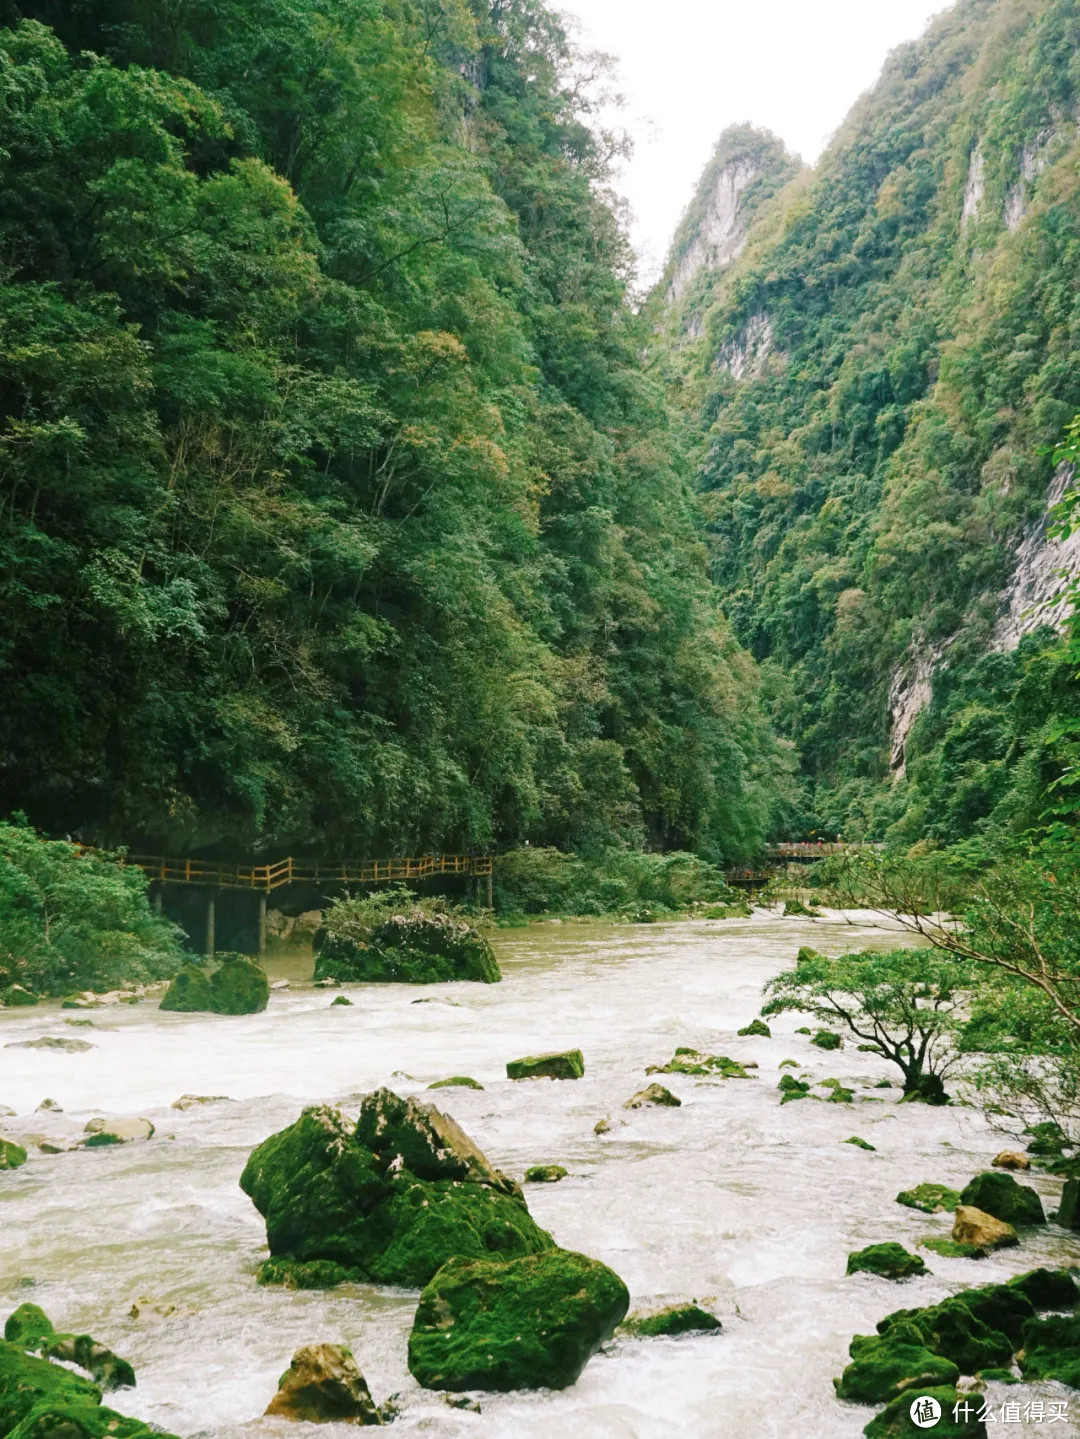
[120,852,493,892]
[766,842,882,860]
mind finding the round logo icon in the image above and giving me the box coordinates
[909,1395,942,1429]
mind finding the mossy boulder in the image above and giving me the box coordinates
[951,1205,1018,1253]
[835,1324,959,1403]
[811,1029,842,1050]
[0,1139,26,1170]
[863,1386,987,1438]
[920,1238,982,1260]
[506,1050,583,1081]
[847,1244,927,1281]
[4,1305,135,1390]
[264,1344,382,1425]
[620,1304,721,1338]
[647,1048,749,1079]
[407,1249,629,1392]
[896,1183,960,1214]
[623,1084,680,1110]
[240,1090,552,1288]
[315,908,499,985]
[0,986,37,1008]
[778,1074,810,1103]
[1007,1267,1079,1310]
[908,1299,1013,1373]
[160,954,269,1015]
[525,1165,566,1184]
[428,1077,484,1091]
[737,1019,771,1038]
[1018,1313,1080,1386]
[330,995,352,1007]
[844,1137,876,1151]
[958,1171,1045,1226]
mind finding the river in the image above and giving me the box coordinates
[2,912,1078,1438]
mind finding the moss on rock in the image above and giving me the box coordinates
[506,1051,583,1081]
[811,1029,842,1050]
[778,1074,811,1103]
[648,1049,749,1079]
[160,954,268,1015]
[737,1019,771,1037]
[863,1386,987,1438]
[315,904,499,985]
[264,1343,382,1425]
[240,1091,552,1288]
[428,1077,484,1091]
[844,1137,876,1151]
[1018,1313,1080,1387]
[896,1184,959,1214]
[0,1140,26,1170]
[920,1238,982,1260]
[5,1305,135,1390]
[620,1304,721,1338]
[0,986,37,1008]
[524,1165,566,1184]
[623,1084,680,1110]
[834,1324,959,1403]
[1007,1267,1079,1310]
[407,1249,629,1392]
[0,1341,101,1434]
[847,1244,928,1280]
[958,1171,1045,1226]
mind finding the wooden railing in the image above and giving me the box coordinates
[121,852,493,892]
[767,842,882,860]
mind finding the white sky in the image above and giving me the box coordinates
[556,0,955,281]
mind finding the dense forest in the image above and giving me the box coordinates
[659,0,1080,847]
[0,0,790,863]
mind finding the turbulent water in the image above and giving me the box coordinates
[3,912,1080,1438]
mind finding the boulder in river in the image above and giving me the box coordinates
[623,1084,680,1110]
[920,1237,983,1260]
[899,1298,1013,1373]
[314,906,499,985]
[620,1304,721,1338]
[647,1048,749,1079]
[810,1029,842,1050]
[428,1077,484,1091]
[1018,1313,1080,1387]
[0,985,37,1007]
[525,1165,567,1183]
[506,1050,584,1081]
[895,1183,959,1214]
[160,954,269,1015]
[737,1019,771,1038]
[958,1171,1045,1226]
[82,1117,154,1147]
[863,1385,987,1438]
[778,1074,811,1103]
[330,996,353,1007]
[407,1249,629,1391]
[951,1205,1018,1252]
[991,1151,1030,1171]
[6,1037,94,1053]
[834,1322,959,1403]
[0,1140,26,1170]
[264,1343,383,1425]
[843,1137,876,1151]
[5,1304,136,1389]
[846,1244,927,1281]
[240,1090,552,1288]
[170,1095,231,1110]
[1007,1267,1080,1310]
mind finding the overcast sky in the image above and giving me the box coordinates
[556,0,954,281]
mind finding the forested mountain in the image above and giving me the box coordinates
[0,0,789,860]
[660,0,1080,845]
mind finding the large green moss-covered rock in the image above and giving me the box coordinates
[878,1286,1034,1354]
[835,1324,959,1403]
[160,954,269,1015]
[0,1341,101,1434]
[958,1171,1045,1226]
[240,1091,552,1288]
[863,1387,987,1438]
[7,1399,176,1439]
[506,1050,584,1081]
[847,1244,927,1281]
[1018,1313,1080,1386]
[1008,1267,1080,1311]
[407,1249,629,1392]
[0,1140,26,1171]
[895,1183,959,1214]
[4,1306,135,1390]
[908,1299,1013,1374]
[315,909,499,985]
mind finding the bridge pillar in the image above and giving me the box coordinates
[152,886,162,916]
[486,870,493,911]
[257,891,267,956]
[205,889,216,958]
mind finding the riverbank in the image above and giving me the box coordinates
[2,913,1078,1437]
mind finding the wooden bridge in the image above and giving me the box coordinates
[124,851,492,893]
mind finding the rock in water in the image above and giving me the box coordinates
[407,1250,629,1392]
[623,1084,681,1110]
[648,1049,749,1079]
[958,1171,1045,1226]
[0,1341,101,1433]
[834,1323,959,1403]
[737,1019,771,1037]
[895,1183,960,1214]
[506,1050,584,1081]
[0,1140,26,1170]
[620,1304,721,1338]
[863,1385,988,1438]
[524,1165,567,1184]
[1007,1268,1080,1310]
[314,909,500,985]
[992,1151,1030,1171]
[171,1095,230,1111]
[4,1304,136,1390]
[264,1344,382,1425]
[160,954,269,1015]
[5,1037,94,1053]
[846,1244,928,1281]
[810,1029,842,1050]
[1018,1313,1080,1387]
[951,1205,1018,1253]
[240,1091,552,1288]
[82,1118,154,1147]
[427,1077,484,1091]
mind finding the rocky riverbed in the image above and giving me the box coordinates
[1,912,1079,1437]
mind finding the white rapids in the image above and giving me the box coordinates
[2,912,1079,1438]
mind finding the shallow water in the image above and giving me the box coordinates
[2,912,1079,1438]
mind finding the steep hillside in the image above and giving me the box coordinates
[661,0,1080,843]
[0,0,789,860]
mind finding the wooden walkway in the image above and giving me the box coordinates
[124,852,493,893]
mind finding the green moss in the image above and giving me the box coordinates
[783,899,820,917]
[959,1171,1045,1226]
[428,1077,484,1090]
[315,901,500,985]
[863,1385,987,1438]
[648,1049,749,1079]
[737,1019,771,1037]
[0,1140,26,1170]
[779,1058,798,1069]
[976,1366,1018,1384]
[4,1307,53,1349]
[1018,1313,1080,1387]
[524,1165,567,1183]
[5,1306,135,1390]
[1025,1121,1068,1156]
[506,1050,583,1080]
[0,1341,100,1434]
[847,1244,928,1280]
[844,1137,876,1151]
[159,954,268,1015]
[407,1249,629,1392]
[330,996,352,1007]
[920,1238,983,1260]
[896,1183,959,1214]
[7,1399,176,1438]
[811,1029,842,1050]
[620,1304,721,1338]
[778,1074,811,1102]
[257,1258,361,1289]
[834,1324,959,1403]
[910,1298,1013,1373]
[827,1085,855,1103]
[0,987,37,1008]
[1007,1267,1079,1310]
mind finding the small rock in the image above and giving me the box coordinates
[843,1136,876,1151]
[8,1037,94,1053]
[264,1342,382,1425]
[810,1029,842,1051]
[171,1094,231,1110]
[593,1117,611,1135]
[921,1237,984,1260]
[37,1098,63,1112]
[0,1138,27,1169]
[778,1058,798,1069]
[992,1151,1031,1172]
[623,1084,681,1110]
[428,1076,484,1091]
[896,1183,960,1214]
[952,1204,1019,1252]
[846,1243,928,1280]
[507,1050,584,1081]
[36,1136,79,1154]
[620,1303,721,1338]
[331,996,353,1006]
[128,1298,177,1323]
[270,979,290,991]
[737,1019,771,1038]
[525,1165,567,1183]
[63,1019,95,1028]
[778,1074,811,1103]
[445,1396,482,1413]
[83,1117,154,1146]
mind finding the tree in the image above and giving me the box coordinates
[762,944,973,1102]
